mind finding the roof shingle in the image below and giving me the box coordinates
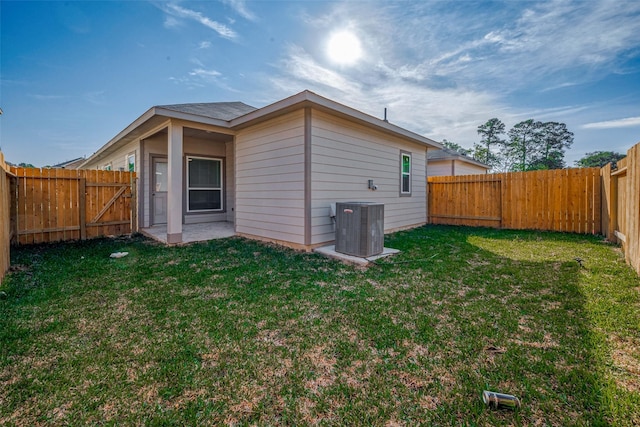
[157,102,257,121]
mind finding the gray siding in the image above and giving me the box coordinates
[427,159,489,176]
[235,111,306,245]
[427,160,455,177]
[454,160,488,175]
[82,139,139,172]
[310,110,427,245]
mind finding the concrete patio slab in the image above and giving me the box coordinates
[141,222,235,244]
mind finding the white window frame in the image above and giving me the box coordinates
[400,151,412,196]
[126,153,135,172]
[186,156,223,213]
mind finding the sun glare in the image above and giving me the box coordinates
[327,30,363,66]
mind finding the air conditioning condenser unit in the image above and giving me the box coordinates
[335,202,384,257]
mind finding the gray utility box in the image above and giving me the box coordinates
[335,202,384,257]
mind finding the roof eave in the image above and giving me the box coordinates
[231,90,443,150]
[80,107,158,168]
[80,107,234,168]
[153,107,236,127]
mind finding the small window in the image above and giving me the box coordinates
[400,151,411,195]
[103,163,112,171]
[126,153,135,172]
[187,156,223,212]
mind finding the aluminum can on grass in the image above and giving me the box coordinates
[482,390,521,409]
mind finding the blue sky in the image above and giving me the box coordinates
[1,0,639,167]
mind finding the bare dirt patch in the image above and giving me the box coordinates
[419,395,440,410]
[609,334,640,392]
[304,345,337,393]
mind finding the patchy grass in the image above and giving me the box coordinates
[1,225,639,425]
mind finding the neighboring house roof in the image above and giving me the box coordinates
[427,148,490,169]
[157,102,257,121]
[51,157,86,169]
[81,90,444,167]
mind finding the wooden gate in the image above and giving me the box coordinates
[11,167,137,245]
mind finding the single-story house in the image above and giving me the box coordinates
[81,90,443,250]
[427,148,490,176]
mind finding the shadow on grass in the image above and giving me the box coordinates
[0,226,638,425]
[382,224,639,425]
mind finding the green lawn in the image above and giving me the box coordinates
[1,225,639,426]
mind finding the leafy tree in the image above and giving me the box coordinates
[17,162,36,168]
[441,139,471,156]
[504,119,541,171]
[529,122,573,170]
[575,151,626,168]
[474,118,574,171]
[474,118,505,169]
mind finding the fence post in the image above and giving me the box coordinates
[610,171,619,243]
[131,175,138,233]
[79,177,86,240]
[9,174,17,244]
[499,176,504,229]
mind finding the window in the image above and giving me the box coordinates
[103,163,112,171]
[400,151,411,195]
[187,156,223,212]
[126,153,135,172]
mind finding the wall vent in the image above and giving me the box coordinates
[335,202,384,257]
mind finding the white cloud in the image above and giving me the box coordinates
[163,15,181,29]
[170,66,240,93]
[162,3,237,39]
[260,0,640,155]
[268,44,504,148]
[221,0,257,22]
[339,0,640,91]
[189,68,222,79]
[28,94,67,101]
[276,46,361,94]
[540,82,581,93]
[198,41,212,49]
[582,116,640,129]
[479,0,640,80]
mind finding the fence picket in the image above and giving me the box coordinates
[428,167,602,234]
[0,153,13,284]
[2,167,135,245]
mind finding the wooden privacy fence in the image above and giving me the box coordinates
[601,142,640,276]
[10,167,137,245]
[0,152,15,284]
[428,168,602,234]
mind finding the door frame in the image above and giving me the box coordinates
[150,155,168,225]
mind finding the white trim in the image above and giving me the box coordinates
[154,108,232,129]
[126,152,136,172]
[186,155,224,213]
[137,119,171,142]
[400,151,412,196]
